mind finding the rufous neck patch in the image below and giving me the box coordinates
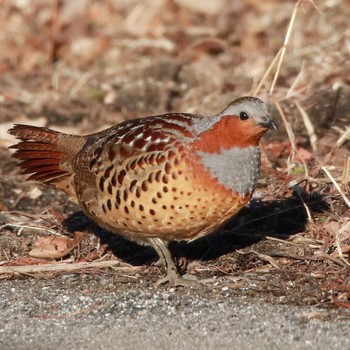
[192,116,265,153]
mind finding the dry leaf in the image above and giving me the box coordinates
[29,232,86,259]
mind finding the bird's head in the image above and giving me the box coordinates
[219,96,277,133]
[193,97,276,153]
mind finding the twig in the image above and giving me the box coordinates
[289,180,313,223]
[285,62,305,99]
[335,221,350,266]
[69,71,94,98]
[0,223,60,236]
[322,166,350,208]
[295,100,317,152]
[236,249,280,269]
[251,250,280,269]
[264,236,299,246]
[253,48,282,97]
[274,100,310,179]
[316,252,347,268]
[0,261,142,275]
[342,156,350,185]
[311,127,350,179]
[269,0,302,95]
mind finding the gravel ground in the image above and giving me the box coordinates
[1,275,350,350]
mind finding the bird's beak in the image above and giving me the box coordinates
[257,116,277,130]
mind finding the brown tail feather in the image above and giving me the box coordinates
[8,125,86,195]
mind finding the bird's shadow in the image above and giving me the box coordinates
[63,192,329,266]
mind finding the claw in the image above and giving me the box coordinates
[155,271,201,287]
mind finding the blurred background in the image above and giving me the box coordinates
[0,0,348,130]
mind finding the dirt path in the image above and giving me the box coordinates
[1,276,350,350]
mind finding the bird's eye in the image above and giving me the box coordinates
[239,111,249,120]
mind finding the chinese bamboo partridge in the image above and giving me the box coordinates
[8,96,276,286]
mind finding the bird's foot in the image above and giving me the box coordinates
[155,268,201,287]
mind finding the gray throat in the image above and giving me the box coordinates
[197,146,261,195]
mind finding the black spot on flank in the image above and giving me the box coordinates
[137,157,146,168]
[172,187,177,192]
[131,200,135,208]
[104,165,114,178]
[148,154,156,164]
[178,170,183,175]
[107,199,112,211]
[99,177,105,191]
[174,197,178,200]
[156,154,166,164]
[167,150,176,160]
[108,148,116,162]
[165,162,171,174]
[148,172,155,183]
[93,146,103,158]
[123,189,129,201]
[162,174,169,184]
[124,206,129,214]
[102,203,107,213]
[141,180,148,191]
[139,204,144,211]
[150,209,155,215]
[155,170,162,182]
[130,179,137,192]
[152,198,157,204]
[172,173,177,180]
[136,187,141,198]
[163,186,169,193]
[157,192,162,198]
[162,205,167,209]
[111,172,117,186]
[89,158,97,170]
[123,223,128,227]
[118,169,126,184]
[170,205,175,209]
[107,183,113,195]
[130,159,137,170]
[116,191,121,205]
[138,221,142,225]
[174,158,179,166]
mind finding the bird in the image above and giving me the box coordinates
[8,96,276,286]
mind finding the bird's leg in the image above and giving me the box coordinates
[147,238,199,287]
